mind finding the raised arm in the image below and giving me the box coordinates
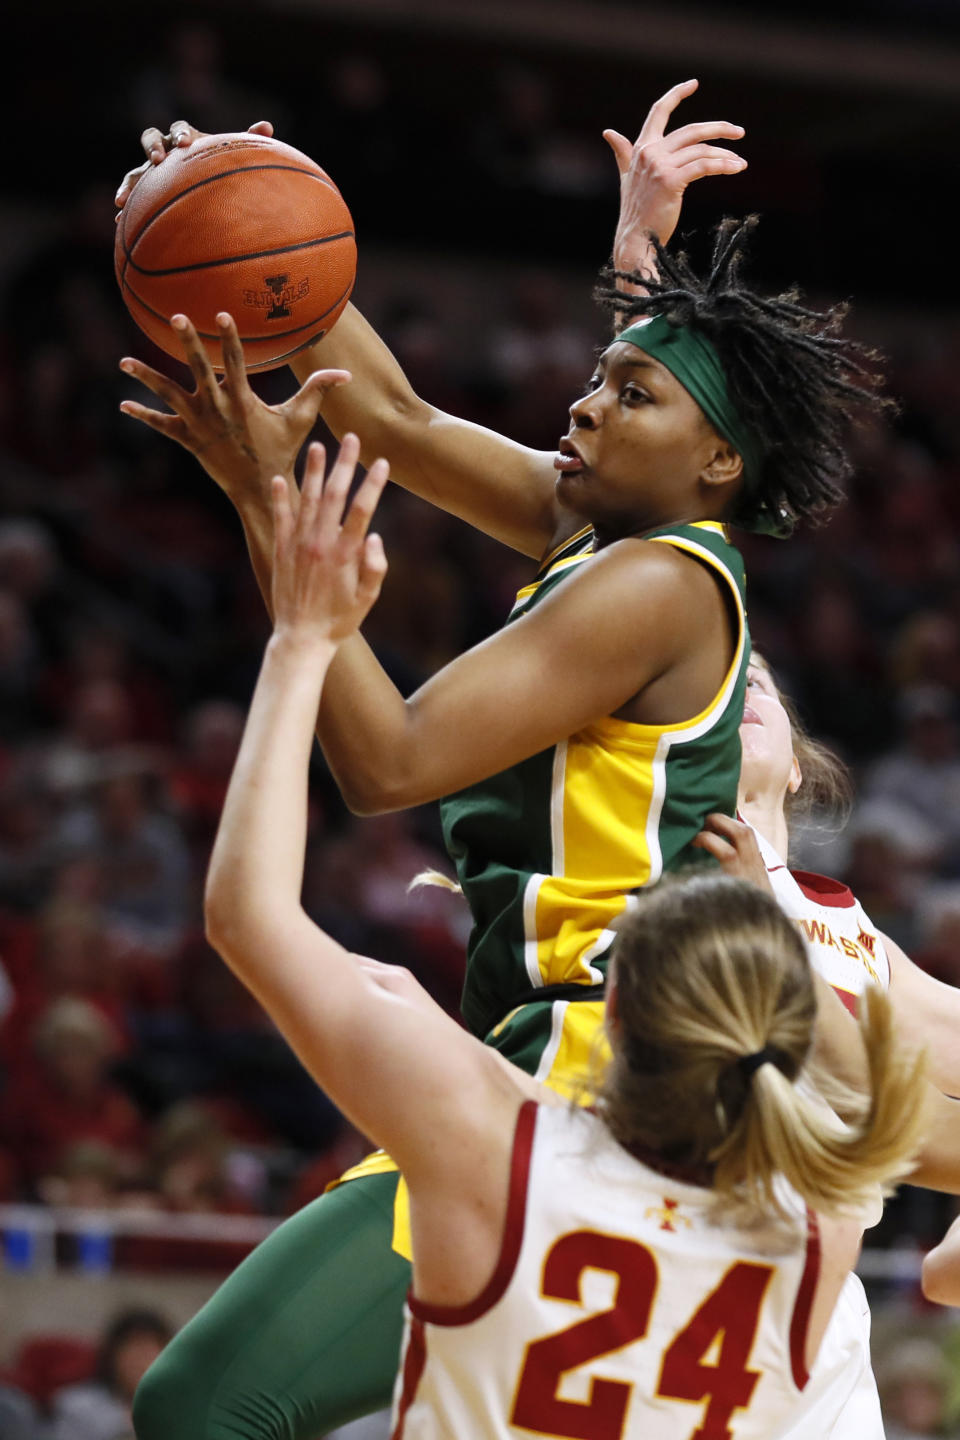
[602,78,747,301]
[117,82,746,554]
[286,303,559,556]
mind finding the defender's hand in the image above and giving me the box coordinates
[604,79,746,278]
[271,434,389,647]
[115,119,274,211]
[692,813,774,896]
[119,313,350,499]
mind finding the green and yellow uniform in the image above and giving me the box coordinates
[445,519,748,1045]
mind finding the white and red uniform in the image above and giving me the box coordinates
[392,1101,823,1440]
[753,827,887,1440]
[753,829,890,1012]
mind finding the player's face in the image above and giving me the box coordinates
[738,658,800,805]
[555,342,735,536]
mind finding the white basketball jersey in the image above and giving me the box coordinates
[392,1102,822,1440]
[751,829,890,1010]
[749,826,885,1440]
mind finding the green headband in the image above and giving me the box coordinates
[617,315,786,536]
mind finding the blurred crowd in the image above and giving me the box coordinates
[2,14,960,1437]
[0,1308,170,1440]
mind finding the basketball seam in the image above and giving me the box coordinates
[120,272,355,344]
[121,164,341,255]
[117,201,132,292]
[124,230,355,278]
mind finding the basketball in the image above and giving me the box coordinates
[115,132,357,372]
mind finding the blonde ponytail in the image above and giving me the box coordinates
[713,984,926,1218]
[599,874,926,1223]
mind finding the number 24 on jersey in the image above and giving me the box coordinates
[511,1229,774,1440]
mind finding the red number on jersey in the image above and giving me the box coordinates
[658,1262,774,1439]
[511,1234,776,1440]
[511,1230,657,1440]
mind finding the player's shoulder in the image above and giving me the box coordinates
[573,532,730,620]
[570,530,719,593]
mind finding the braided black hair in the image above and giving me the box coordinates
[595,217,890,533]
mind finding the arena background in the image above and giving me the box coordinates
[2,1,960,1435]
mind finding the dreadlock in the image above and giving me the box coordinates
[595,217,890,533]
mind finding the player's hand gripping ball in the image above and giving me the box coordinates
[114,132,356,372]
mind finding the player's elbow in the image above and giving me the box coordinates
[921,1250,960,1307]
[335,741,428,816]
[339,773,419,816]
[203,883,233,955]
[203,863,248,957]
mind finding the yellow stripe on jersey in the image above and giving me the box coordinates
[512,552,593,609]
[525,528,746,990]
[537,524,594,569]
[537,998,609,1100]
[644,532,746,737]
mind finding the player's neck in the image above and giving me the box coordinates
[738,794,790,863]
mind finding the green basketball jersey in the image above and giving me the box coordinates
[439,521,750,1039]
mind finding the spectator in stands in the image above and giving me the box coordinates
[0,893,131,1080]
[0,996,142,1185]
[148,1102,254,1215]
[40,621,174,747]
[0,521,59,620]
[876,1336,955,1440]
[55,756,190,949]
[890,610,960,694]
[0,761,57,911]
[169,699,244,855]
[37,1140,124,1209]
[864,685,960,874]
[0,590,41,745]
[49,1308,173,1440]
[40,679,135,794]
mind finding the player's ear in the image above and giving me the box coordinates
[701,436,744,490]
[788,755,802,796]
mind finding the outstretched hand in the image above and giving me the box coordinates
[115,119,274,211]
[119,313,350,499]
[271,434,389,647]
[692,813,775,896]
[603,79,747,278]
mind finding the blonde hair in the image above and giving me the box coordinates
[408,869,462,895]
[599,874,926,1220]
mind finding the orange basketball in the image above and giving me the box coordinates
[115,132,356,372]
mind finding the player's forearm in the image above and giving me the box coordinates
[233,484,286,621]
[317,635,418,814]
[290,306,557,557]
[611,230,659,320]
[206,632,332,949]
[290,304,426,468]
